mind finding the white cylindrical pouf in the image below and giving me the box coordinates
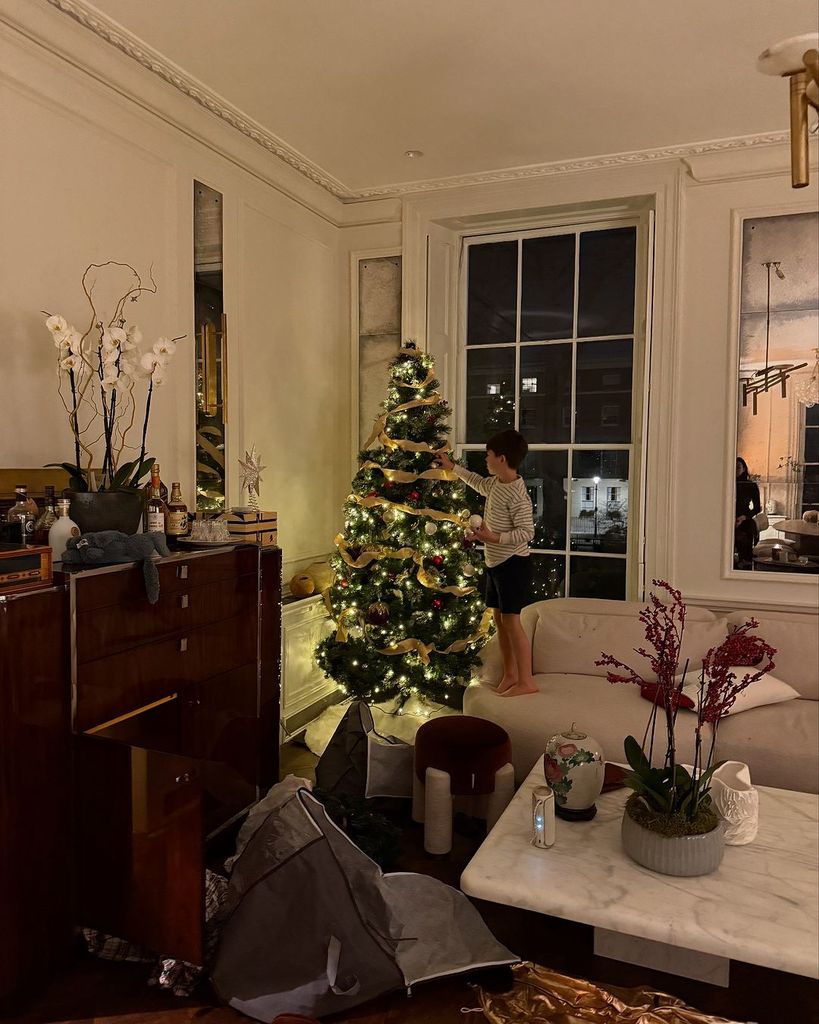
[711,761,759,845]
[424,767,453,855]
[486,763,515,832]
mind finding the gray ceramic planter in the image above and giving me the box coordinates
[621,809,725,877]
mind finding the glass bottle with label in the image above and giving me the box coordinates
[146,482,168,534]
[7,485,38,544]
[143,463,168,529]
[33,485,57,544]
[48,498,80,561]
[165,482,189,537]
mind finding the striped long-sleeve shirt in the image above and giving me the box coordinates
[453,466,535,567]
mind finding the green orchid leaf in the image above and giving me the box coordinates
[624,735,650,774]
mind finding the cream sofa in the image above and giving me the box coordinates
[464,598,819,793]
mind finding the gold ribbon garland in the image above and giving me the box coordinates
[351,492,467,526]
[395,366,436,389]
[363,394,444,450]
[360,460,456,484]
[376,608,493,666]
[334,535,477,597]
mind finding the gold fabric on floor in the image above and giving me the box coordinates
[476,962,740,1024]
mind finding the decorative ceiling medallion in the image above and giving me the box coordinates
[47,0,794,203]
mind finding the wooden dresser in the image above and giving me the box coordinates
[0,543,281,999]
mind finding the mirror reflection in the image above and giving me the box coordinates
[734,212,819,574]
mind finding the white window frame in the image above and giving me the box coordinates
[456,216,651,600]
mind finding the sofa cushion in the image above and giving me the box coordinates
[726,612,818,701]
[715,699,818,793]
[680,671,800,716]
[531,600,728,682]
[463,673,702,784]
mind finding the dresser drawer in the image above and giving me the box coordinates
[76,573,258,664]
[74,612,257,733]
[73,547,260,613]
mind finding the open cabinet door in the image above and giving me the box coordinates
[74,734,205,965]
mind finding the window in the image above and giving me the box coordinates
[461,221,643,601]
[801,404,819,515]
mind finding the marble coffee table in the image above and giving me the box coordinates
[461,762,819,987]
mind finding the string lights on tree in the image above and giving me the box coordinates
[316,342,491,707]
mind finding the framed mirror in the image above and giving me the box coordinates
[732,211,819,575]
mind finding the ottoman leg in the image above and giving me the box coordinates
[486,762,515,832]
[424,767,453,855]
[412,771,426,824]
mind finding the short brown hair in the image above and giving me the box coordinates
[486,429,528,470]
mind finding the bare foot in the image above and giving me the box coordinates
[495,674,519,695]
[501,679,539,697]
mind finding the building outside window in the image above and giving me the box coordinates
[460,220,645,601]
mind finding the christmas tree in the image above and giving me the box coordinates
[317,344,491,708]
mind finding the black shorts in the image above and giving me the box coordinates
[484,555,531,615]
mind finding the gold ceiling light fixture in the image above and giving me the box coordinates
[742,261,808,416]
[758,33,819,188]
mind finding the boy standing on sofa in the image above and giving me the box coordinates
[438,430,537,697]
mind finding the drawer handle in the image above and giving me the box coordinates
[179,637,188,653]
[175,772,194,785]
[180,594,189,609]
[177,565,189,580]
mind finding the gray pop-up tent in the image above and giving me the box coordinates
[212,788,516,1021]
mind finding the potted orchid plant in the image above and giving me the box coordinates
[44,261,183,534]
[597,580,776,876]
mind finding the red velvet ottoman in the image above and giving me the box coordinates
[412,716,515,854]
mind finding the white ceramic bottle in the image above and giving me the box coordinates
[48,498,80,562]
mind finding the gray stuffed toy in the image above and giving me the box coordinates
[62,530,170,604]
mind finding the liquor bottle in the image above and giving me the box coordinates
[33,485,57,544]
[146,482,168,534]
[165,482,189,537]
[7,485,38,544]
[143,463,168,530]
[48,498,80,561]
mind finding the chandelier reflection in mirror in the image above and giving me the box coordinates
[741,261,808,416]
[795,348,819,407]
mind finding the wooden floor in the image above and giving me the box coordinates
[6,742,817,1024]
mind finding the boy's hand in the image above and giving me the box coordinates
[437,450,455,472]
[472,522,500,544]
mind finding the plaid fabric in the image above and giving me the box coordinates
[82,869,228,998]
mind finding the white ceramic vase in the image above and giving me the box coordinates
[710,761,759,845]
[543,724,604,820]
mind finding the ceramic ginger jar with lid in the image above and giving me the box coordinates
[543,723,605,820]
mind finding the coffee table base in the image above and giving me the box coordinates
[594,928,730,987]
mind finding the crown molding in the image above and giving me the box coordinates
[348,132,792,200]
[44,0,354,200]
[43,0,793,203]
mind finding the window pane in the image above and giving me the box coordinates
[575,340,633,443]
[804,426,818,464]
[578,227,636,337]
[466,348,516,442]
[521,234,575,341]
[463,450,489,519]
[569,557,626,599]
[522,451,568,550]
[519,344,572,443]
[531,554,566,601]
[570,450,629,553]
[467,241,518,345]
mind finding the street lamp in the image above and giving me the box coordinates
[593,476,600,547]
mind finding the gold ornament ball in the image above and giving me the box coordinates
[289,573,315,598]
[425,521,438,536]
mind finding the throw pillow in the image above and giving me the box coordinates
[680,670,799,716]
[640,682,695,710]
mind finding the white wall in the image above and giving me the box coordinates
[0,3,346,577]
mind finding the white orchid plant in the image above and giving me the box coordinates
[44,261,183,492]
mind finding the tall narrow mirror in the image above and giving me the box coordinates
[194,182,226,511]
[733,211,819,574]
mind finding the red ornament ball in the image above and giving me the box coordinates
[385,481,395,489]
[432,598,444,610]
[431,555,444,567]
[409,490,420,502]
[366,490,377,497]
[367,602,390,625]
[339,579,348,589]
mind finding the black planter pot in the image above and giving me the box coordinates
[67,489,145,535]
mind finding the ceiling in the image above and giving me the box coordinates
[82,0,813,197]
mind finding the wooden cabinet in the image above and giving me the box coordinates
[0,544,281,1000]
